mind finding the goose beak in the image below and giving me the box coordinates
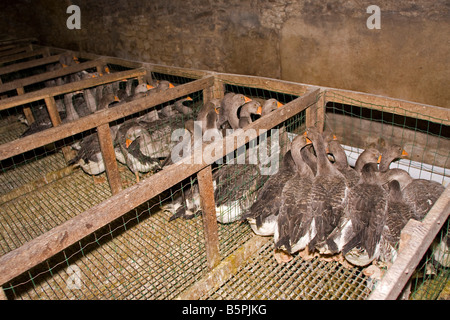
[256,106,262,115]
[303,131,308,138]
[104,67,110,73]
[114,96,120,102]
[147,84,154,90]
[126,138,133,148]
[169,83,175,88]
[244,96,252,103]
[332,135,338,140]
[186,96,193,101]
[377,155,382,164]
[215,107,219,114]
[61,63,68,68]
[276,101,284,108]
[401,149,408,157]
[306,137,313,145]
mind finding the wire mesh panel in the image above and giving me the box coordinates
[204,240,371,300]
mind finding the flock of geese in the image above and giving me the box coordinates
[19,54,448,270]
[166,124,447,269]
[243,128,447,268]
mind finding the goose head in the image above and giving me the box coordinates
[379,144,408,172]
[97,93,120,111]
[238,100,262,128]
[327,139,349,171]
[223,94,252,129]
[134,83,155,94]
[261,98,283,116]
[354,148,381,173]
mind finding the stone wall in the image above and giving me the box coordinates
[1,0,449,107]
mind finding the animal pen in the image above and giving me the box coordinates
[0,40,449,300]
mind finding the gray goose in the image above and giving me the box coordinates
[238,100,262,128]
[274,135,314,262]
[261,98,283,117]
[196,99,221,134]
[378,168,445,221]
[302,127,349,253]
[319,146,382,255]
[67,94,121,175]
[158,97,193,118]
[379,144,408,172]
[327,139,360,188]
[378,180,414,265]
[218,93,252,130]
[114,122,162,182]
[242,149,298,236]
[343,163,389,267]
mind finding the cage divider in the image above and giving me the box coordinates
[197,165,220,270]
[97,123,123,195]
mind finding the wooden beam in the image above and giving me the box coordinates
[197,166,221,270]
[0,59,103,94]
[217,72,313,96]
[0,37,37,48]
[0,47,53,67]
[0,88,319,286]
[325,89,450,124]
[0,45,32,58]
[16,86,35,124]
[368,185,450,300]
[44,96,62,126]
[0,67,147,111]
[97,123,122,195]
[0,75,214,161]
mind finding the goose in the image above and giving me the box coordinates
[238,100,262,128]
[115,123,162,182]
[318,147,382,255]
[378,168,445,221]
[378,180,414,265]
[261,98,283,116]
[354,148,381,172]
[274,134,314,263]
[242,149,298,236]
[67,94,121,174]
[158,97,193,118]
[342,163,389,267]
[196,99,221,133]
[95,93,120,111]
[327,139,360,188]
[68,124,120,176]
[218,93,252,130]
[163,182,202,222]
[213,163,261,224]
[379,144,408,172]
[301,127,349,253]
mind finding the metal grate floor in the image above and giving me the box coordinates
[204,240,372,300]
